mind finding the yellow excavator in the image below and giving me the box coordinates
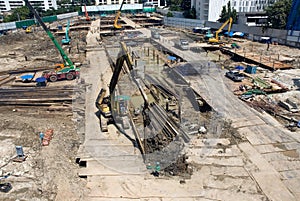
[113,0,125,29]
[208,17,233,44]
[96,42,150,131]
[25,26,32,33]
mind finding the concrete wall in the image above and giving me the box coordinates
[157,8,184,18]
[163,17,205,30]
[0,22,16,31]
[205,21,300,48]
[163,17,300,48]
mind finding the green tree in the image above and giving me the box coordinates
[218,1,237,23]
[167,11,174,17]
[181,0,190,11]
[183,6,196,19]
[3,6,30,22]
[265,0,292,29]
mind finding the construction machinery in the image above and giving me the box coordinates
[208,17,233,44]
[24,0,80,82]
[113,0,125,30]
[96,42,150,131]
[25,26,32,33]
[84,4,91,21]
[95,88,111,118]
[61,20,70,45]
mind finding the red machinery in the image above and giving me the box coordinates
[84,5,91,21]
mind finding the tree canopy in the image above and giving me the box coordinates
[167,0,196,19]
[3,6,30,22]
[218,1,237,23]
[3,3,81,22]
[265,0,292,29]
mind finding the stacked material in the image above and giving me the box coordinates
[42,129,54,146]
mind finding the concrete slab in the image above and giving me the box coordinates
[239,142,296,201]
[187,156,245,166]
[210,166,249,177]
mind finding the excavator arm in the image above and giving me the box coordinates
[215,17,233,41]
[61,20,70,45]
[107,42,150,126]
[113,0,125,29]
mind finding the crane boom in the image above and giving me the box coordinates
[24,0,75,70]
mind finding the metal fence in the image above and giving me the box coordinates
[163,17,205,30]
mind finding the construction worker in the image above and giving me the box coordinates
[39,132,44,144]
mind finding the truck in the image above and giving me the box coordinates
[175,39,189,50]
[24,0,80,82]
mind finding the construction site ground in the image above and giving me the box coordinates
[0,14,300,201]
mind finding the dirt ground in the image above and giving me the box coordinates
[0,26,86,73]
[0,107,86,200]
[0,22,88,200]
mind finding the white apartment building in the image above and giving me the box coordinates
[0,0,57,12]
[232,0,276,12]
[95,0,139,5]
[191,0,277,22]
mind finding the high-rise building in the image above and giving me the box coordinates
[232,0,276,12]
[0,0,57,12]
[191,0,278,22]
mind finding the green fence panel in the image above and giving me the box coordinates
[143,7,156,12]
[41,15,57,23]
[16,19,35,28]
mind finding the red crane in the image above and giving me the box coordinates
[84,4,91,21]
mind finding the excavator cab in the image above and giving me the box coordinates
[25,26,32,33]
[54,63,65,71]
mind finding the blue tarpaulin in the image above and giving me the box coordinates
[224,31,234,37]
[235,66,244,71]
[167,55,176,61]
[35,77,47,83]
[20,74,34,81]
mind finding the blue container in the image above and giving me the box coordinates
[245,65,257,74]
[16,146,24,157]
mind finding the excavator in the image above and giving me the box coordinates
[208,17,233,44]
[25,26,32,33]
[24,0,80,82]
[96,42,150,131]
[61,20,70,45]
[113,0,125,30]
